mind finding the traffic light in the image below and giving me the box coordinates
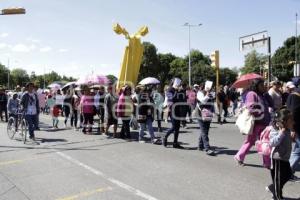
[264,71,268,79]
[1,7,26,15]
[210,50,219,69]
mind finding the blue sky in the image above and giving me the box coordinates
[0,0,299,78]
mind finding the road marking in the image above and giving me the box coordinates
[56,187,112,200]
[0,159,24,166]
[56,152,159,200]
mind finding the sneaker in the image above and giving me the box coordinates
[139,140,146,144]
[206,149,215,156]
[162,137,168,147]
[234,156,244,166]
[173,143,184,149]
[290,174,300,182]
[198,147,204,151]
[29,136,36,141]
[151,138,159,144]
[265,184,275,195]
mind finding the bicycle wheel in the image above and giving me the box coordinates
[21,119,28,144]
[6,117,16,139]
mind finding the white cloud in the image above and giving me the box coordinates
[0,43,7,49]
[40,46,52,52]
[58,48,69,53]
[0,33,9,38]
[11,44,31,52]
[27,38,41,43]
[29,44,36,51]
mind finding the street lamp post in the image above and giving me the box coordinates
[183,23,202,86]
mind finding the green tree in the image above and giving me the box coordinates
[106,74,118,84]
[10,68,30,88]
[157,53,177,86]
[271,36,297,81]
[0,63,9,88]
[139,42,159,81]
[241,50,267,74]
[219,67,238,85]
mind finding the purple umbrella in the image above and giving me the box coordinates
[77,74,109,85]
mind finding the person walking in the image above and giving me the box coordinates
[71,91,80,130]
[137,86,157,144]
[196,86,215,156]
[287,81,300,180]
[0,88,8,122]
[80,88,94,134]
[20,83,39,141]
[152,85,164,132]
[163,80,185,149]
[268,81,282,111]
[104,85,118,137]
[117,85,133,139]
[234,79,272,166]
[266,108,293,200]
[63,90,72,128]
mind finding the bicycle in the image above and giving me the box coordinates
[6,110,29,144]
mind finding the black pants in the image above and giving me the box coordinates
[270,159,292,199]
[156,110,163,129]
[71,110,78,127]
[165,117,181,144]
[0,105,8,122]
[64,106,71,125]
[120,119,130,138]
[82,113,93,132]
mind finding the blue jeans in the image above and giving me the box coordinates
[165,117,180,144]
[290,135,300,173]
[25,114,37,137]
[198,119,211,150]
[139,117,155,141]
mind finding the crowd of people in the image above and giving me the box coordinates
[0,76,299,200]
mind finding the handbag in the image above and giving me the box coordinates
[255,126,272,156]
[235,107,255,135]
[130,116,139,130]
[201,108,213,122]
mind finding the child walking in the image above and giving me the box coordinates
[52,105,60,129]
[266,108,293,200]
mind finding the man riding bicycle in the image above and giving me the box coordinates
[20,83,39,141]
[7,93,20,130]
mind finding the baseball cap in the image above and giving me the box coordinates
[286,81,296,89]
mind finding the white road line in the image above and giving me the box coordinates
[56,152,159,200]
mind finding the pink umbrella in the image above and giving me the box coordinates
[232,73,263,88]
[77,74,109,85]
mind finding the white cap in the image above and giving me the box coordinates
[286,81,296,89]
[193,84,199,88]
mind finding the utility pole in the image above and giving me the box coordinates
[7,58,10,90]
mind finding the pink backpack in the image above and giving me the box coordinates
[255,126,272,156]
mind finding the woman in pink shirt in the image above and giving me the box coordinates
[80,88,94,134]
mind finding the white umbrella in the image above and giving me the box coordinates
[48,83,61,90]
[62,81,77,90]
[139,77,160,85]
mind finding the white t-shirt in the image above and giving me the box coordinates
[26,93,37,115]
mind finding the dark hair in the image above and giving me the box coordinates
[26,82,34,88]
[272,107,292,130]
[249,79,264,94]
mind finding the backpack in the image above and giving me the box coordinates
[255,126,272,156]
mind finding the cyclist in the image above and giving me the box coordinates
[7,93,20,130]
[20,83,39,141]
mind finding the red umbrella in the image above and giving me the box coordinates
[232,73,263,88]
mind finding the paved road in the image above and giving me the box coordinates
[0,115,299,200]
